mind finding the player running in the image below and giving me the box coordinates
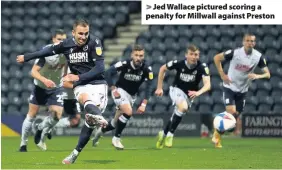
[212,33,270,148]
[155,44,211,149]
[18,29,67,152]
[92,45,154,150]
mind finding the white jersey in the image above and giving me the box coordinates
[33,45,66,90]
[223,47,267,93]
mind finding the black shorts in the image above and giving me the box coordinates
[29,85,64,107]
[63,99,82,118]
[222,87,247,113]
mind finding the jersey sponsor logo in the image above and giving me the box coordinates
[69,52,88,63]
[235,64,251,72]
[179,73,196,82]
[124,73,142,82]
[96,47,102,56]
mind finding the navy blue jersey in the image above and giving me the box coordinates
[166,60,210,93]
[24,36,106,86]
[107,59,154,97]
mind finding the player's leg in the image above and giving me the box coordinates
[111,103,132,150]
[19,86,44,152]
[34,87,64,149]
[232,92,246,135]
[55,99,82,128]
[35,105,63,150]
[93,88,132,149]
[212,87,236,148]
[92,109,120,147]
[19,103,39,152]
[157,87,189,149]
[164,100,188,148]
[62,84,108,164]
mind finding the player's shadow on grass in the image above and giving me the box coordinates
[82,160,117,164]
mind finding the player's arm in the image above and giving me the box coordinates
[214,49,233,84]
[248,56,271,80]
[17,42,64,63]
[155,60,177,96]
[31,58,55,88]
[105,61,126,98]
[62,63,74,89]
[137,67,154,113]
[198,76,211,95]
[188,64,211,99]
[105,65,118,90]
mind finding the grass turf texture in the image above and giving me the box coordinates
[2,136,282,169]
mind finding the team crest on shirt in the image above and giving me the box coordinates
[83,45,88,51]
[192,70,197,75]
[70,48,73,53]
[149,72,153,80]
[204,67,210,75]
[96,47,102,56]
[182,69,184,72]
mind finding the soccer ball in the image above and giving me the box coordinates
[213,112,236,133]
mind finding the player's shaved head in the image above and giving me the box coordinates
[243,33,256,41]
[243,33,256,54]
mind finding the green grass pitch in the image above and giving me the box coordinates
[2,136,282,169]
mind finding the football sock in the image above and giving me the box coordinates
[114,113,131,138]
[20,115,35,146]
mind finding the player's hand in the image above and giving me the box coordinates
[137,104,146,114]
[155,88,163,97]
[248,73,259,80]
[16,55,25,63]
[221,74,232,85]
[112,89,121,99]
[43,79,56,88]
[63,74,79,82]
[63,81,74,89]
[188,90,200,99]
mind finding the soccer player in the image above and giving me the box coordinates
[213,33,271,148]
[16,19,108,164]
[155,45,211,149]
[92,45,154,149]
[18,29,67,152]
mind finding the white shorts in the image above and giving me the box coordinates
[169,86,193,108]
[74,84,108,113]
[112,88,136,108]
